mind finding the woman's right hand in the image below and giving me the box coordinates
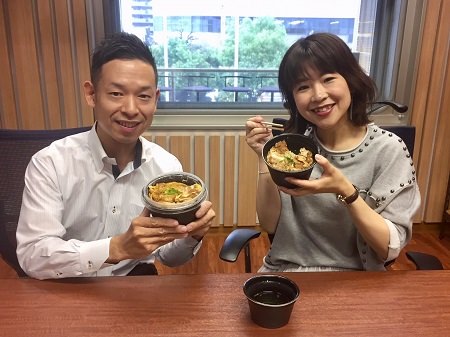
[245,116,272,156]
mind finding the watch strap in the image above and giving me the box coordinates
[336,185,359,205]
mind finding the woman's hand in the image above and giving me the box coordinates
[279,154,355,198]
[245,116,272,156]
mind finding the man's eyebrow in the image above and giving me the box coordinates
[109,82,154,91]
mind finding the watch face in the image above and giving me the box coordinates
[336,194,347,204]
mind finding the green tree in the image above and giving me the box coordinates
[221,17,288,69]
[151,33,220,69]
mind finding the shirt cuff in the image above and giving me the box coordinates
[76,237,111,273]
[180,236,203,255]
[385,219,401,262]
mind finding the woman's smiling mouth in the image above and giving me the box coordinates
[311,104,334,116]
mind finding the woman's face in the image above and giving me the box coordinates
[292,67,351,131]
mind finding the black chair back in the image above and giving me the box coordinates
[0,127,90,277]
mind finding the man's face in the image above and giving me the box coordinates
[84,59,160,155]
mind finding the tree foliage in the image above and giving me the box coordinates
[221,17,288,68]
[151,16,288,70]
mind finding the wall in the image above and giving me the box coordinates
[0,0,449,223]
[0,0,93,129]
[410,0,450,222]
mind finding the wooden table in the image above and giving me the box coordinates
[1,271,449,337]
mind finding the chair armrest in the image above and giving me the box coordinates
[219,228,261,262]
[405,251,444,270]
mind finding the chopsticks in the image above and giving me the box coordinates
[261,121,284,131]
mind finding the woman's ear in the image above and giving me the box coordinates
[83,81,95,107]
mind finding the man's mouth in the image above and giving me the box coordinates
[117,121,139,129]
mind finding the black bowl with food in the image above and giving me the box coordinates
[262,133,319,189]
[142,172,207,225]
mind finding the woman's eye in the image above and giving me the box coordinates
[297,85,309,91]
[324,76,336,83]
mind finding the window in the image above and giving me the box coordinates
[91,0,423,126]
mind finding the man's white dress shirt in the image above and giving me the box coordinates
[16,126,201,279]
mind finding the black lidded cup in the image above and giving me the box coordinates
[243,274,300,329]
[141,172,207,225]
[262,133,319,189]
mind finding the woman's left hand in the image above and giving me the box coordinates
[279,154,355,197]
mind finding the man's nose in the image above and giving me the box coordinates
[122,96,139,115]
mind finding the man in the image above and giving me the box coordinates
[16,32,215,279]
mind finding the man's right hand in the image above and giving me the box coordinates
[107,208,189,263]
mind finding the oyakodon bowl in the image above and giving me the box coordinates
[243,274,300,329]
[141,172,207,225]
[262,133,319,189]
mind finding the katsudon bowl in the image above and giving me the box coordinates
[142,172,207,225]
[262,133,319,189]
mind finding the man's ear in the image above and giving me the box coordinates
[83,81,96,107]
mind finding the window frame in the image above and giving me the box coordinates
[85,0,424,128]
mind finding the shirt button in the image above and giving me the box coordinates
[362,249,367,254]
[112,206,116,214]
[88,261,93,269]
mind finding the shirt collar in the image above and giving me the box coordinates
[87,123,145,174]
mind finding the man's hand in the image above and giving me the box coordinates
[107,208,189,263]
[185,200,216,241]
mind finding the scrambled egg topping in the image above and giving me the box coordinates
[149,182,202,204]
[266,140,313,171]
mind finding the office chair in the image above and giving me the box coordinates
[0,127,90,277]
[219,101,443,272]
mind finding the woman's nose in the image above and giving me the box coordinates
[311,85,328,101]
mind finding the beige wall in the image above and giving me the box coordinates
[0,0,448,223]
[0,0,93,129]
[409,0,450,222]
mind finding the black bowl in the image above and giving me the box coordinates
[262,133,319,188]
[243,274,300,329]
[141,172,207,225]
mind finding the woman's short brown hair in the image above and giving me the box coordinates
[278,33,377,133]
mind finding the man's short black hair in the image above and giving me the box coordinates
[90,32,158,87]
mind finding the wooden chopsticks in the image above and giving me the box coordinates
[261,121,284,131]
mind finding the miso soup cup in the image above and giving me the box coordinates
[243,274,300,329]
[142,172,207,225]
[262,133,319,189]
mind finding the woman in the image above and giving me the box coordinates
[246,33,420,271]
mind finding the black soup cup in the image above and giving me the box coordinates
[142,172,207,225]
[243,274,300,329]
[262,133,319,189]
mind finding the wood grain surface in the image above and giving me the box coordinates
[0,271,449,337]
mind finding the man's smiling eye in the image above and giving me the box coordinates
[110,92,123,97]
[139,94,151,100]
